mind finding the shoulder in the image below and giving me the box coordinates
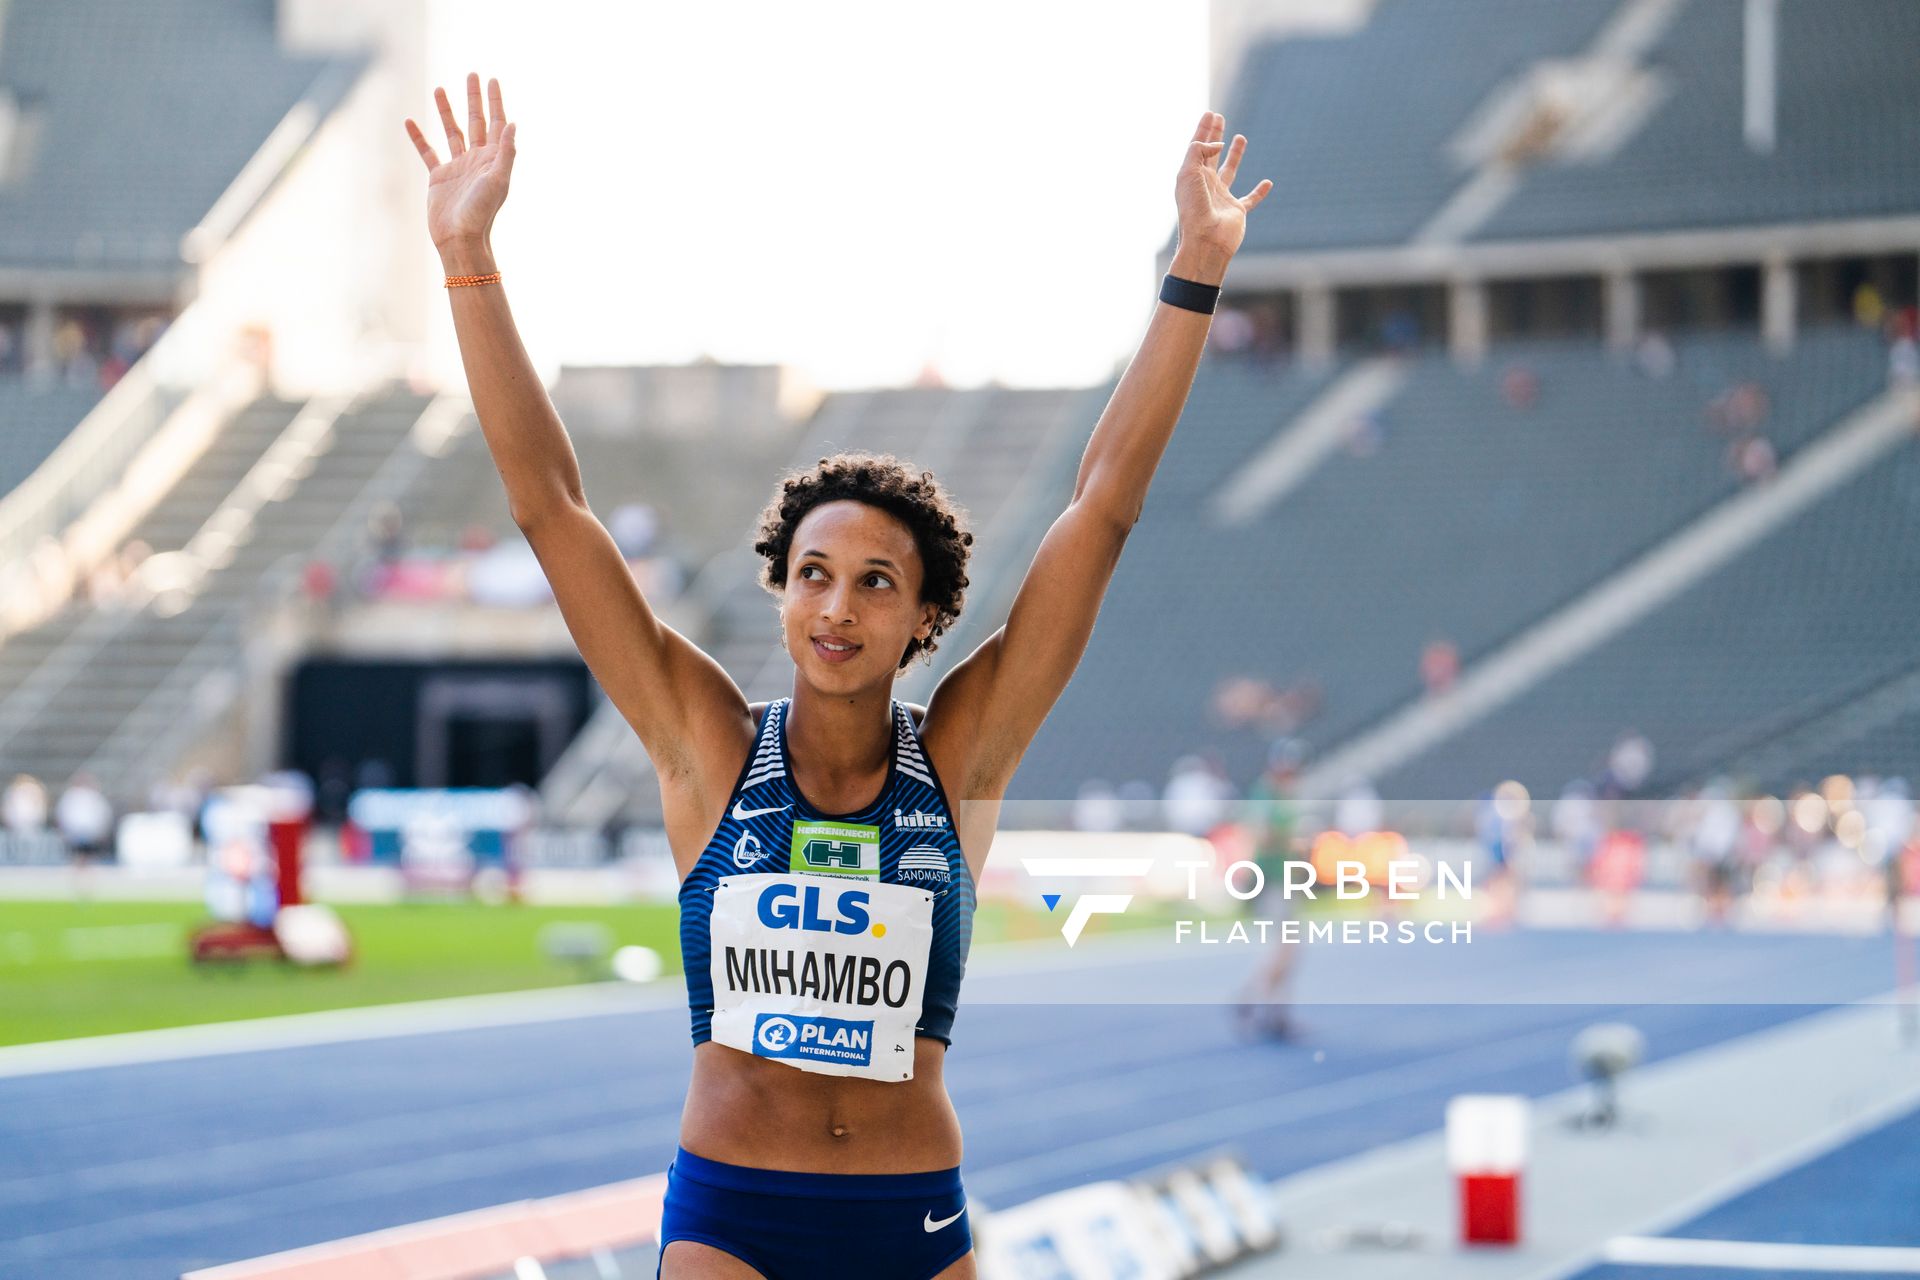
[904,701,927,729]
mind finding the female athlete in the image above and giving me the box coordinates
[406,72,1271,1280]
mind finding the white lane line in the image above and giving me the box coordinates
[0,981,686,1080]
[0,927,1172,1081]
[1604,1236,1920,1272]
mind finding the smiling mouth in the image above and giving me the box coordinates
[812,638,861,662]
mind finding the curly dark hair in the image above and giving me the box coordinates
[753,451,973,670]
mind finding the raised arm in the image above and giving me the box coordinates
[925,111,1271,798]
[404,75,749,792]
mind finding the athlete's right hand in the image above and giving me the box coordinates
[405,72,516,252]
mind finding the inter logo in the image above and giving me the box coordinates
[893,808,948,829]
[789,819,880,879]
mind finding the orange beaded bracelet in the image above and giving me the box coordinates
[445,272,502,288]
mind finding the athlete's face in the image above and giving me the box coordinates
[781,500,937,685]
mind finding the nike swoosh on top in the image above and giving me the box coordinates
[923,1208,965,1232]
[732,800,792,820]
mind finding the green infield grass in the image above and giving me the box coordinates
[0,894,1180,1047]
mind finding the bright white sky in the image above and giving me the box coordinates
[427,1,1213,391]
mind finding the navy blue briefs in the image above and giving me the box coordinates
[657,1146,971,1279]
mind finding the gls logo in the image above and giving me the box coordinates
[756,882,876,936]
[1019,856,1154,947]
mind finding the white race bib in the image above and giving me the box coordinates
[708,873,934,1081]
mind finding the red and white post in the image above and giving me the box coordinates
[1447,1094,1528,1246]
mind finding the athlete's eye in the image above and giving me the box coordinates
[865,573,893,590]
[798,564,826,582]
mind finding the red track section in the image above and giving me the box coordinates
[180,1173,667,1279]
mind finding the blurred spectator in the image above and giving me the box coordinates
[1334,777,1383,837]
[1381,308,1420,352]
[1419,637,1460,695]
[53,318,97,386]
[1730,433,1777,484]
[1244,743,1301,880]
[1071,779,1124,834]
[147,773,207,839]
[301,559,338,602]
[56,773,114,864]
[316,756,355,826]
[1207,306,1256,356]
[1707,381,1770,435]
[1864,777,1915,864]
[368,502,406,561]
[1475,783,1529,926]
[1888,333,1919,388]
[1163,755,1233,838]
[1345,410,1385,456]
[1247,301,1288,362]
[609,501,661,559]
[1500,363,1539,410]
[1604,731,1654,797]
[1237,740,1304,1040]
[1690,779,1743,924]
[1209,675,1321,736]
[1853,282,1886,329]
[354,757,396,793]
[1633,331,1676,380]
[458,522,497,553]
[1551,778,1601,871]
[468,541,555,607]
[1116,779,1157,829]
[3,774,49,834]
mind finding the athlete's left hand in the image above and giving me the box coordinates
[1173,111,1272,279]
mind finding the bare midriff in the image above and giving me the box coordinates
[679,1037,962,1173]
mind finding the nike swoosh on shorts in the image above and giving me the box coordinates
[732,800,792,820]
[923,1207,965,1232]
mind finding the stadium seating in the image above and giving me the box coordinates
[0,0,363,270]
[1227,0,1619,254]
[1011,325,1888,804]
[0,388,430,798]
[0,378,111,494]
[1381,435,1920,797]
[1475,0,1920,241]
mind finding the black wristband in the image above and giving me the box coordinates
[1159,272,1221,315]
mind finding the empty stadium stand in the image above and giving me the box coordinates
[0,380,110,494]
[1473,0,1920,241]
[1381,430,1920,797]
[0,0,365,273]
[0,387,431,801]
[1011,324,1891,804]
[1227,0,1620,254]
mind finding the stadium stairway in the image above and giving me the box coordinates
[0,386,436,804]
[538,383,1095,830]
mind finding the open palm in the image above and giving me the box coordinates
[404,73,517,249]
[1175,111,1272,258]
